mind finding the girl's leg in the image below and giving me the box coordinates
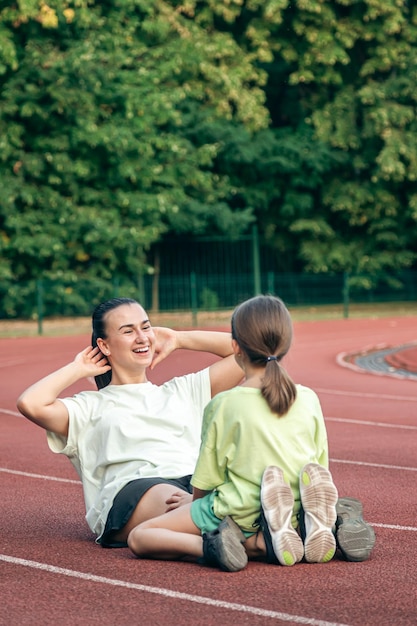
[127,502,203,560]
[243,531,268,560]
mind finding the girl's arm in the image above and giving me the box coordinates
[17,346,111,437]
[193,487,212,501]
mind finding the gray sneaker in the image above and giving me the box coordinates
[202,516,248,572]
[335,497,376,562]
[300,463,338,563]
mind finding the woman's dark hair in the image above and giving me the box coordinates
[92,298,138,390]
[231,295,297,416]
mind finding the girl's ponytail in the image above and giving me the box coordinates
[262,359,297,415]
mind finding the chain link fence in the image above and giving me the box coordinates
[2,269,416,333]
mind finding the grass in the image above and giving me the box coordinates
[0,301,415,338]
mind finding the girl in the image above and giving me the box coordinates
[127,295,342,570]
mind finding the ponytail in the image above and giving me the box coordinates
[261,359,297,415]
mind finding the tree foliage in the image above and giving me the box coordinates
[0,0,268,285]
[1,0,417,309]
[197,0,417,278]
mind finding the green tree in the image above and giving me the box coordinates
[0,0,268,294]
[190,0,417,281]
[2,0,417,318]
[272,0,417,281]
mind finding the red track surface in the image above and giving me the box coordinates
[385,345,417,373]
[1,316,417,626]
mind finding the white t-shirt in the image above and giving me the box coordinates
[47,369,211,539]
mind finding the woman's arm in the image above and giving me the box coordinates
[151,328,243,396]
[151,328,233,367]
[17,346,111,437]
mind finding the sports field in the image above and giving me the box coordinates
[1,315,416,625]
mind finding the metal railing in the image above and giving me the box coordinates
[2,270,416,334]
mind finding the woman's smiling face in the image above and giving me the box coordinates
[97,302,156,372]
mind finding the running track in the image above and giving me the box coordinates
[1,316,416,626]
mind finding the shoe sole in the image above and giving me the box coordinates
[261,466,304,566]
[216,516,248,572]
[300,463,338,563]
[336,497,376,562]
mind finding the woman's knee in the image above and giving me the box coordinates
[127,526,141,554]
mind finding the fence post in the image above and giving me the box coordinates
[343,272,350,318]
[267,271,274,294]
[36,279,44,335]
[190,271,198,326]
[252,225,261,295]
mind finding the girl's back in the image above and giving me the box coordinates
[194,383,328,531]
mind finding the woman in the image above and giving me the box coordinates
[17,297,243,547]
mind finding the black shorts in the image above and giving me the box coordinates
[99,475,192,548]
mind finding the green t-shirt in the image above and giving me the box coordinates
[191,384,328,532]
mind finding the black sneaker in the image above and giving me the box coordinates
[258,507,279,564]
[335,497,376,562]
[299,463,338,563]
[260,466,304,566]
[202,516,248,572]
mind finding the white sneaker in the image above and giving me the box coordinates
[299,463,338,563]
[260,466,304,566]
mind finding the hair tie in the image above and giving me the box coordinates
[266,355,278,362]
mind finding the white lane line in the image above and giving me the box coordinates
[371,523,417,532]
[0,358,39,368]
[315,388,417,402]
[0,467,80,484]
[326,417,417,430]
[3,408,416,432]
[0,554,349,626]
[2,467,417,534]
[1,409,22,417]
[3,456,417,487]
[331,458,417,472]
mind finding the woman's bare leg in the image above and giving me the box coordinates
[111,484,191,543]
[127,502,202,560]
